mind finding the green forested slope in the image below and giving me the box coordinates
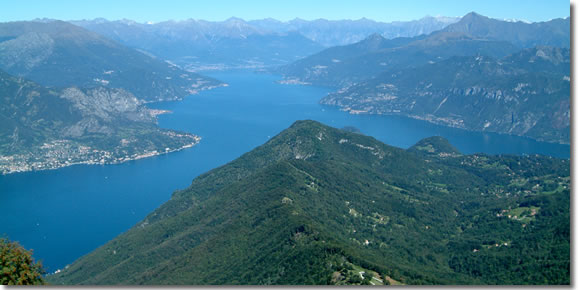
[48,120,569,285]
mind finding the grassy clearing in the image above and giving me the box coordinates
[507,206,540,223]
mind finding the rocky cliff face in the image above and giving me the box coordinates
[59,87,154,137]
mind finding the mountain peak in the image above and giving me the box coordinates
[366,32,385,40]
[224,17,247,24]
[461,11,487,21]
[452,11,493,27]
[355,32,386,49]
[441,11,570,48]
[47,119,569,285]
[289,119,323,129]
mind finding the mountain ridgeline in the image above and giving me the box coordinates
[0,21,223,102]
[277,12,570,143]
[247,15,460,47]
[71,16,459,71]
[49,120,570,285]
[0,20,230,174]
[441,12,570,48]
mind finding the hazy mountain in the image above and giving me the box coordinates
[0,70,200,174]
[277,12,569,87]
[48,120,569,285]
[70,16,459,71]
[248,16,460,47]
[0,21,223,102]
[442,12,570,48]
[275,12,569,143]
[277,32,519,87]
[321,47,570,144]
[71,18,325,71]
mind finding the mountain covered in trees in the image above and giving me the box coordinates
[276,12,570,143]
[48,120,569,285]
[278,13,569,87]
[0,20,223,102]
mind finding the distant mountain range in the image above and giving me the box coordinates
[277,12,570,143]
[278,13,569,87]
[277,32,521,87]
[0,69,201,174]
[70,16,459,71]
[322,46,570,143]
[0,21,223,102]
[248,16,460,46]
[70,18,324,71]
[48,120,570,285]
[0,20,226,174]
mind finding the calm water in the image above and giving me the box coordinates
[0,71,569,272]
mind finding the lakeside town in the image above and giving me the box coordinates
[0,135,200,175]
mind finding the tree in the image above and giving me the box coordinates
[0,238,45,285]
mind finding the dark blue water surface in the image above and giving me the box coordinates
[0,71,569,272]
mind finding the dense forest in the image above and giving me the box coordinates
[48,120,569,285]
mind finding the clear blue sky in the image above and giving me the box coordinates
[1,0,570,23]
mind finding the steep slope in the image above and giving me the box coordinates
[0,70,199,174]
[48,120,570,285]
[321,47,570,143]
[0,21,222,102]
[442,12,570,48]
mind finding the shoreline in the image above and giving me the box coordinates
[332,106,571,146]
[1,81,227,176]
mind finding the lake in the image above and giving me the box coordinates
[0,71,569,272]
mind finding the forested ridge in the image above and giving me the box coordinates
[49,120,569,285]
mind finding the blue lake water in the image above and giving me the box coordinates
[0,71,569,272]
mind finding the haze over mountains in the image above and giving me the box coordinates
[248,15,460,46]
[70,16,460,70]
[279,13,569,86]
[0,21,222,103]
[278,12,570,143]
